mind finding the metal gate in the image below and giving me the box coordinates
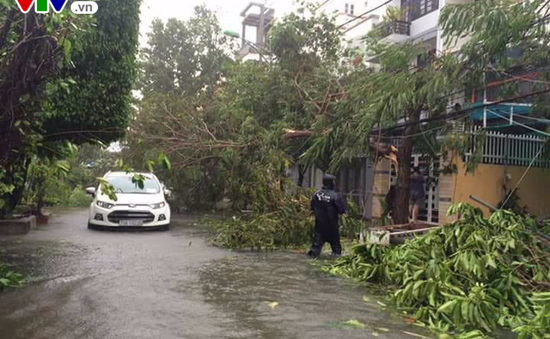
[387,155,441,224]
[412,155,440,224]
[338,158,374,219]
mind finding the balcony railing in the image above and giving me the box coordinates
[377,20,411,38]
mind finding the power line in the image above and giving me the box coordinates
[374,124,447,140]
[514,114,550,123]
[305,0,392,45]
[315,0,336,11]
[349,53,550,112]
[343,15,374,34]
[373,115,470,140]
[408,62,550,111]
[335,0,392,31]
[431,62,550,108]
[486,109,550,137]
[491,67,550,86]
[371,89,550,135]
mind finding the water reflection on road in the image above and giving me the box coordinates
[0,209,434,339]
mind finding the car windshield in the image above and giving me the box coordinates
[106,176,160,194]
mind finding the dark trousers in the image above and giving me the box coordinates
[307,228,342,258]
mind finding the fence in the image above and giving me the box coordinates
[377,20,411,38]
[465,127,550,168]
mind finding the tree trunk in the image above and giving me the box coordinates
[393,137,413,224]
[392,109,421,224]
[297,165,308,187]
[0,11,58,218]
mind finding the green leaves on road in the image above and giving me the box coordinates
[326,204,550,337]
[0,262,24,291]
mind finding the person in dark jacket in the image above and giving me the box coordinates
[307,174,346,258]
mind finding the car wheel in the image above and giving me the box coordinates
[88,222,96,230]
[160,224,170,232]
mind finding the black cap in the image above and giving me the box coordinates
[323,174,336,189]
[323,174,336,181]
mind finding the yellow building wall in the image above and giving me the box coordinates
[372,158,391,218]
[439,171,457,224]
[452,158,550,217]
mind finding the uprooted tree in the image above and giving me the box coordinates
[129,4,345,210]
[129,1,550,228]
[303,15,461,224]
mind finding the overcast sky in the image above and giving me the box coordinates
[139,0,297,46]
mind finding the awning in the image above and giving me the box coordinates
[468,102,532,122]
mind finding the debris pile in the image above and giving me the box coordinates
[326,204,550,338]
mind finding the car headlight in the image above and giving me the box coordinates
[150,202,166,209]
[97,201,115,209]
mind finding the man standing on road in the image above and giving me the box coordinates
[307,174,346,259]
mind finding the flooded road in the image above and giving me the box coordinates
[0,209,434,339]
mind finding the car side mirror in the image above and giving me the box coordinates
[85,187,96,198]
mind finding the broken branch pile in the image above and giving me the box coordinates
[326,204,550,338]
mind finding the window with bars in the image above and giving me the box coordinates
[345,3,355,15]
[402,0,439,21]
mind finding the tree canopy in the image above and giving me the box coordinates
[43,0,142,144]
[0,0,142,216]
[129,5,345,209]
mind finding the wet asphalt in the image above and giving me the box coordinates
[0,208,435,339]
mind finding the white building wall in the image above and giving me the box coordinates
[405,0,473,53]
[410,10,439,38]
[298,0,472,53]
[242,53,261,62]
[316,0,390,48]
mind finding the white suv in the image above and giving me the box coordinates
[86,172,171,231]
